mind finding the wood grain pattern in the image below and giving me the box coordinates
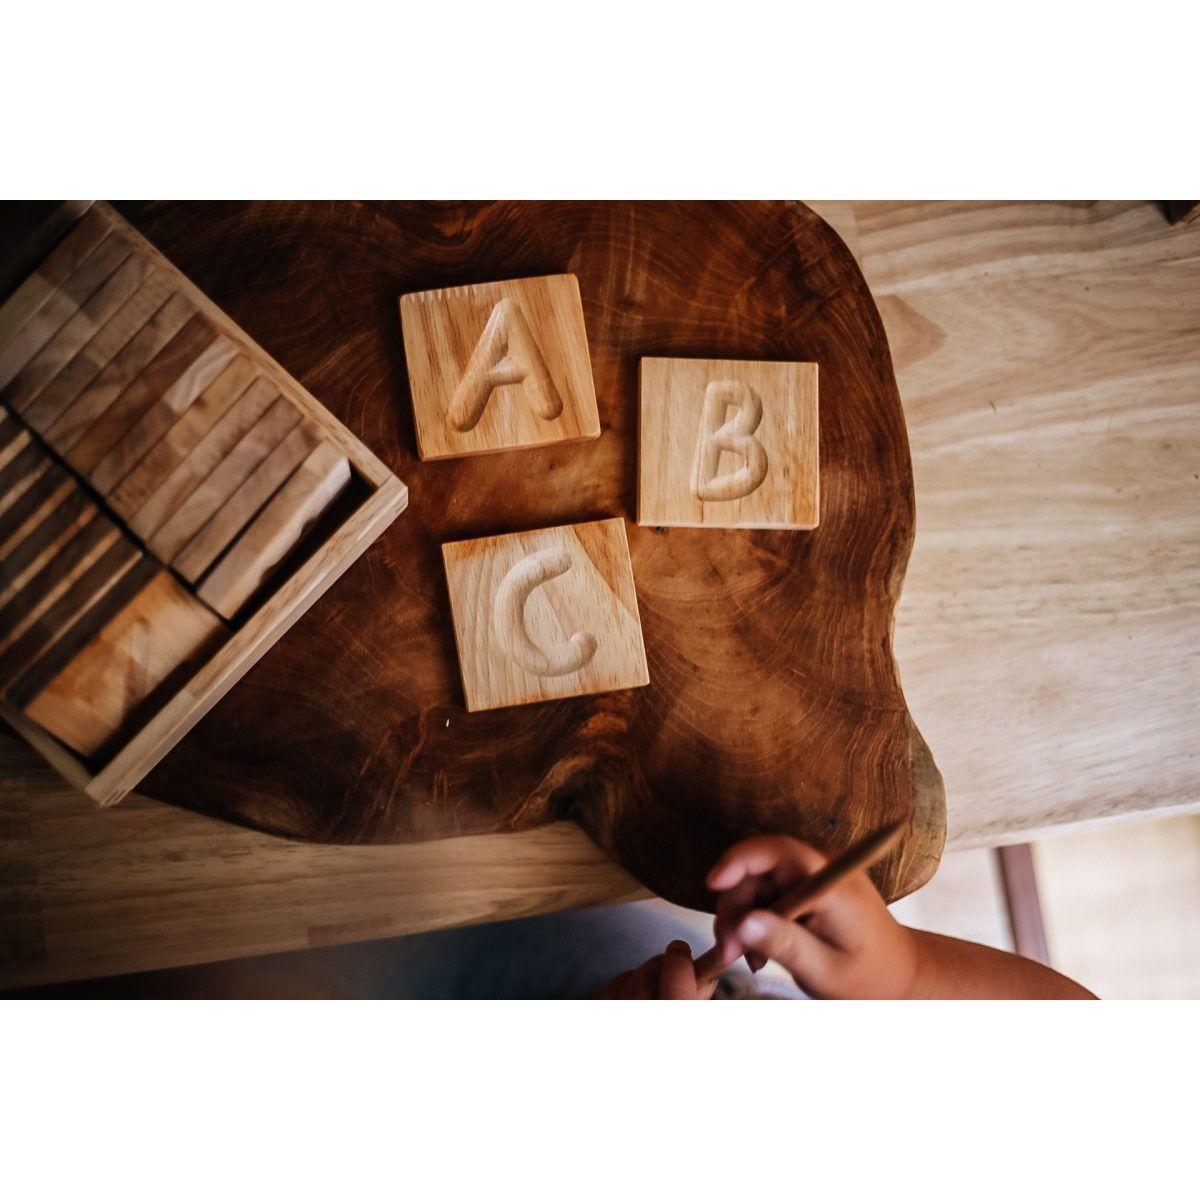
[0,407,19,456]
[0,455,70,556]
[0,509,119,648]
[173,418,320,582]
[0,446,52,524]
[88,351,253,498]
[0,488,95,607]
[1,254,154,415]
[196,441,350,617]
[0,424,35,479]
[21,569,226,757]
[41,291,195,453]
[401,274,601,460]
[0,230,133,391]
[638,357,819,528]
[442,518,649,713]
[109,360,265,522]
[126,201,940,909]
[20,274,179,436]
[0,732,643,991]
[63,315,231,478]
[807,199,1200,848]
[0,209,110,354]
[149,391,299,561]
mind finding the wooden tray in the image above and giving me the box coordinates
[0,202,408,805]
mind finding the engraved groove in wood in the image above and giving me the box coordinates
[401,273,600,461]
[449,298,564,432]
[442,518,649,714]
[690,381,768,502]
[493,548,598,676]
[638,357,819,530]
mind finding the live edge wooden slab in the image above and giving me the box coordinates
[111,201,943,910]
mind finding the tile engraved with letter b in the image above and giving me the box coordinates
[690,380,768,501]
[638,357,818,529]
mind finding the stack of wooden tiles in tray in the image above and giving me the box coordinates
[0,204,402,780]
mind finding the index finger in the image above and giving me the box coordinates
[706,836,828,891]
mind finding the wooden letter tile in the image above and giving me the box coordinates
[19,274,179,436]
[0,230,134,392]
[1,254,155,416]
[0,209,113,354]
[123,375,278,536]
[637,357,819,529]
[62,315,233,478]
[148,392,300,561]
[174,419,320,583]
[18,568,226,758]
[441,517,648,713]
[41,291,196,452]
[197,440,350,618]
[400,274,600,460]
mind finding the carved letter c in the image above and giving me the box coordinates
[493,549,597,677]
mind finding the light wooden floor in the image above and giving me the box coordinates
[3,201,1197,988]
[814,201,1200,846]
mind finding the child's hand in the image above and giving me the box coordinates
[593,939,717,999]
[707,835,920,999]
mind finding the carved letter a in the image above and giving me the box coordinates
[448,298,564,432]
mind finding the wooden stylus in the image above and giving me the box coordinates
[693,820,906,985]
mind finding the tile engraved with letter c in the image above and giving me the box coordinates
[493,548,597,677]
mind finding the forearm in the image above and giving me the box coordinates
[902,930,1096,999]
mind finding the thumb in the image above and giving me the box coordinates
[738,910,836,987]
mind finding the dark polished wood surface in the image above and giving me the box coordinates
[6,202,945,909]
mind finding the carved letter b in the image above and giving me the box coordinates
[690,381,768,502]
